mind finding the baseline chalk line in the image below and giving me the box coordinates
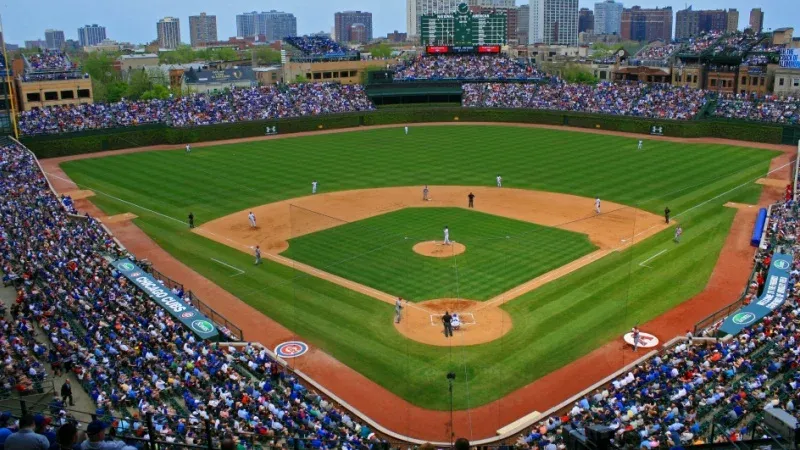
[211,258,245,276]
[639,249,667,268]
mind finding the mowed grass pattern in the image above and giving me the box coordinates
[60,125,777,409]
[283,207,597,301]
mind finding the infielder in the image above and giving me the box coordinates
[404,126,409,135]
[443,226,451,245]
[595,197,601,214]
[254,246,262,265]
[312,180,318,194]
[185,144,191,154]
[394,297,403,323]
[674,226,683,243]
[638,140,643,150]
[496,175,502,187]
[248,211,257,228]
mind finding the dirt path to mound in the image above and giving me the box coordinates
[38,125,796,443]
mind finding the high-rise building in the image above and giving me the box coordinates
[24,40,47,50]
[676,8,733,40]
[467,0,515,6]
[406,0,460,39]
[517,4,530,44]
[334,11,373,43]
[78,24,107,47]
[156,17,181,49]
[749,8,763,33]
[235,11,297,42]
[44,29,65,50]
[529,0,579,46]
[594,0,622,35]
[726,9,738,33]
[189,13,218,47]
[620,6,672,42]
[579,8,594,33]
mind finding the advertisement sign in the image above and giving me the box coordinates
[719,253,792,335]
[779,48,800,69]
[426,46,449,54]
[112,259,219,340]
[477,45,501,54]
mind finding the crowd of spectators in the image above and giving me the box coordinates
[284,36,354,57]
[26,50,75,72]
[713,95,800,125]
[394,55,542,81]
[18,83,374,136]
[463,82,708,120]
[517,196,800,449]
[743,54,772,66]
[633,44,680,63]
[0,141,387,449]
[684,31,724,55]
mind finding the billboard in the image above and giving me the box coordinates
[779,48,800,69]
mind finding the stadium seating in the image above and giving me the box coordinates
[18,83,374,135]
[0,142,386,449]
[713,95,800,125]
[393,55,544,81]
[284,36,357,60]
[462,81,708,120]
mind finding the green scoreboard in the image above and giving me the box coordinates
[420,2,507,47]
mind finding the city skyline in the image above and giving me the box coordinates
[0,0,797,45]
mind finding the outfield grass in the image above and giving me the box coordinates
[283,207,597,301]
[60,125,777,410]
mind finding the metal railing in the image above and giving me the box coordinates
[148,266,244,341]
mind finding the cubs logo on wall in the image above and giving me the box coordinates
[623,331,659,349]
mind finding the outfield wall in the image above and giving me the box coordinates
[21,108,798,158]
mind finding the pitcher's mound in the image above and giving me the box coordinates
[394,298,512,346]
[413,241,466,258]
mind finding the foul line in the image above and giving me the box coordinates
[211,258,245,277]
[639,249,667,269]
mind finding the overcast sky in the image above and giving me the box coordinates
[1,0,797,45]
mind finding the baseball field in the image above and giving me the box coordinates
[58,125,776,411]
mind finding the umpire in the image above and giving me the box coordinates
[442,311,453,338]
[664,207,671,224]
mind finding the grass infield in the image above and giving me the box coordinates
[61,125,776,410]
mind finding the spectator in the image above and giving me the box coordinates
[53,422,79,450]
[80,421,135,450]
[4,414,50,450]
[455,437,471,449]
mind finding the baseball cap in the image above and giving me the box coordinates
[87,420,108,435]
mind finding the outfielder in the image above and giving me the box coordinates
[405,126,409,135]
[496,175,502,187]
[638,140,643,150]
[443,226,451,245]
[248,211,257,228]
[185,144,191,154]
[312,180,318,194]
[595,197,601,214]
[394,297,403,323]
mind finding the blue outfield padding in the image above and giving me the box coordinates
[751,208,767,247]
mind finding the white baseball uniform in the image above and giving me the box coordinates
[312,181,318,194]
[595,198,601,214]
[185,144,191,153]
[404,126,409,135]
[248,212,256,228]
[444,227,451,244]
[638,140,643,150]
[496,176,502,187]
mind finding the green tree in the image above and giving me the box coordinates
[140,84,171,100]
[106,81,129,102]
[125,69,154,99]
[366,43,393,59]
[560,64,598,85]
[294,74,310,83]
[209,47,238,61]
[251,46,281,65]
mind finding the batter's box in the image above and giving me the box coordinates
[429,313,477,327]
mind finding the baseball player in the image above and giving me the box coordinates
[188,212,195,229]
[185,144,191,154]
[664,207,671,224]
[248,211,257,229]
[423,185,430,201]
[674,225,683,243]
[443,226,451,245]
[496,175,502,187]
[595,197,601,214]
[632,327,640,352]
[468,192,475,208]
[312,180,318,194]
[404,126,409,135]
[638,140,643,150]
[394,297,403,324]
[254,246,262,265]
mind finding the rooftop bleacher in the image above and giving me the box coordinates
[21,49,86,81]
[283,35,359,62]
